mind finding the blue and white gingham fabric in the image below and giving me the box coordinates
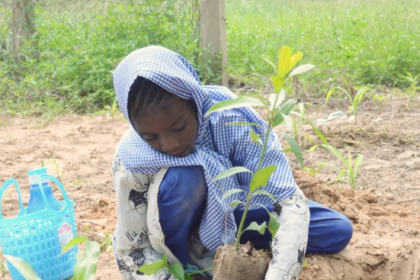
[113,46,297,253]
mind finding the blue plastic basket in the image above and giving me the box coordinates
[0,174,78,280]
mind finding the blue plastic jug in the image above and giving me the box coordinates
[27,168,61,213]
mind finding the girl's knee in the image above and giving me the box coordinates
[159,166,207,205]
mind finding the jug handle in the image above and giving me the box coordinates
[0,178,25,220]
[37,174,71,211]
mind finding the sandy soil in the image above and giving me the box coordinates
[0,98,419,279]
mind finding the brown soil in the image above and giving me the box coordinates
[213,242,270,280]
[0,98,419,279]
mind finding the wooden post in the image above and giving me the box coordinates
[10,0,37,60]
[199,0,228,86]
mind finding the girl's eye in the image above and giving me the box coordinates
[172,123,186,132]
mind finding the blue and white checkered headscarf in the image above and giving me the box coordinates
[113,46,296,252]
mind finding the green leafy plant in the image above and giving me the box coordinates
[3,236,100,280]
[206,46,314,251]
[326,86,370,125]
[138,253,212,280]
[308,123,364,189]
[398,72,419,95]
[303,160,327,177]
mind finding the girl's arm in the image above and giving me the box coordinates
[112,153,175,280]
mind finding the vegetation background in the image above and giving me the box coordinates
[0,0,419,115]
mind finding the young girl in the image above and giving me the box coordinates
[111,46,352,280]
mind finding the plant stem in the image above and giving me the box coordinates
[187,267,214,276]
[235,119,273,251]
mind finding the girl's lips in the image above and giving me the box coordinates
[175,148,189,157]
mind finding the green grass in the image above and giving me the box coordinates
[226,0,420,92]
[1,0,420,115]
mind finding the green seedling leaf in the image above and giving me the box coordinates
[278,46,292,78]
[281,113,294,132]
[353,154,364,178]
[168,263,185,280]
[326,87,352,104]
[61,235,88,254]
[250,165,277,193]
[250,129,261,145]
[262,57,277,73]
[74,240,100,280]
[231,200,243,207]
[243,221,267,235]
[279,99,297,116]
[268,89,286,109]
[272,111,284,127]
[252,190,276,202]
[185,275,194,280]
[225,122,261,128]
[205,96,265,117]
[282,133,304,168]
[287,52,304,73]
[354,86,370,104]
[4,255,41,280]
[289,63,315,77]
[325,145,348,170]
[138,260,166,276]
[271,76,285,93]
[221,189,245,201]
[213,167,252,181]
[308,145,321,152]
[268,213,280,237]
[308,122,329,146]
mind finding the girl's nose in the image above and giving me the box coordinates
[161,136,181,155]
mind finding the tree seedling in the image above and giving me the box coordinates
[206,46,314,251]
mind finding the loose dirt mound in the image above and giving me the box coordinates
[294,170,420,280]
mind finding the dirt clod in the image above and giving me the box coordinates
[213,242,270,280]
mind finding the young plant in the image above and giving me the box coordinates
[138,253,212,280]
[303,160,327,177]
[51,153,65,180]
[3,236,100,280]
[205,46,314,251]
[398,71,420,95]
[326,86,370,124]
[308,123,364,189]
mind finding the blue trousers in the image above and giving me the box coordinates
[158,167,353,264]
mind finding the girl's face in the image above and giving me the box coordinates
[131,96,198,157]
